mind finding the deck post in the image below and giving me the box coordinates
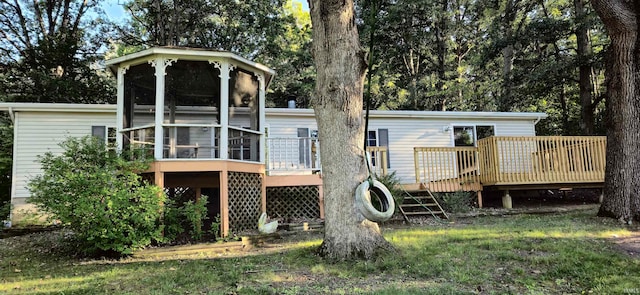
[502,190,512,209]
[153,170,165,210]
[599,189,604,204]
[261,174,267,213]
[220,171,229,237]
[318,184,325,219]
[477,191,483,208]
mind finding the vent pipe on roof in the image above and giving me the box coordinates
[287,100,296,109]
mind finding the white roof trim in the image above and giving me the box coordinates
[105,47,276,78]
[0,103,116,113]
[0,103,548,121]
[265,108,548,120]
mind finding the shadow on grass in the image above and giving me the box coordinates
[1,210,639,294]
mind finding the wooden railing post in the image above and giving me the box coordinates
[414,148,420,183]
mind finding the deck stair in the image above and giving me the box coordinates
[398,185,449,222]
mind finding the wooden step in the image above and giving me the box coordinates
[403,211,444,216]
[397,187,449,221]
[401,203,438,207]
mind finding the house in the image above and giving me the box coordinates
[1,47,605,232]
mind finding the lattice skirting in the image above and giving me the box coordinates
[228,172,262,233]
[164,187,196,204]
[266,186,320,220]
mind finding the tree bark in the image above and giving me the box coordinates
[435,0,449,111]
[574,0,595,135]
[591,0,640,222]
[499,0,517,112]
[308,0,394,260]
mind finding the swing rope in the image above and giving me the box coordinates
[363,0,378,184]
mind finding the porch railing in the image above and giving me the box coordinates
[477,136,606,185]
[266,137,388,176]
[414,136,606,190]
[414,147,481,192]
[367,146,388,177]
[266,137,321,174]
[121,124,225,160]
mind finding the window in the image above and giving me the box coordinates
[367,130,378,148]
[92,126,117,149]
[453,126,475,147]
[476,125,494,141]
[366,129,390,168]
[452,125,495,147]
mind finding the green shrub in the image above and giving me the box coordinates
[1,200,10,229]
[182,195,208,240]
[27,136,165,256]
[375,171,404,209]
[163,195,209,242]
[433,191,474,213]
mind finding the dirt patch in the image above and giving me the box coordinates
[612,233,640,257]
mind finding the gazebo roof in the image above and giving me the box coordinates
[105,46,276,88]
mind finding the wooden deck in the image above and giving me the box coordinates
[414,136,606,207]
[477,136,606,186]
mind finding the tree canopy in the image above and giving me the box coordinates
[358,0,608,135]
[0,0,115,103]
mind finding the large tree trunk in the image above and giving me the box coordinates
[435,0,449,111]
[592,1,640,222]
[308,0,393,260]
[499,0,517,112]
[574,0,595,135]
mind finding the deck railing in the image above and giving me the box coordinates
[367,146,388,177]
[266,137,321,174]
[266,137,388,176]
[413,147,481,192]
[414,136,606,191]
[477,136,607,185]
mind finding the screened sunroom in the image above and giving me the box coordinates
[106,47,276,236]
[106,47,274,163]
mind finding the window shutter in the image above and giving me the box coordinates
[378,129,390,168]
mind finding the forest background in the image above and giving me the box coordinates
[0,0,608,208]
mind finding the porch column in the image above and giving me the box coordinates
[256,73,266,163]
[212,60,232,160]
[116,65,128,151]
[151,57,176,160]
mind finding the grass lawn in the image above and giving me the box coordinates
[1,208,639,294]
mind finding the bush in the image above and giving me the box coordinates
[27,136,165,255]
[1,200,10,229]
[433,191,474,213]
[375,171,404,210]
[163,195,209,242]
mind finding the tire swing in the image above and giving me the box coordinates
[355,178,395,222]
[355,0,394,223]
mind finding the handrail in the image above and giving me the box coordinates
[163,123,222,128]
[228,125,263,135]
[414,137,606,192]
[413,146,480,192]
[120,124,155,133]
[265,138,389,176]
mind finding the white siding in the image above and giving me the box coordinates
[9,106,541,213]
[264,113,538,183]
[12,112,116,206]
